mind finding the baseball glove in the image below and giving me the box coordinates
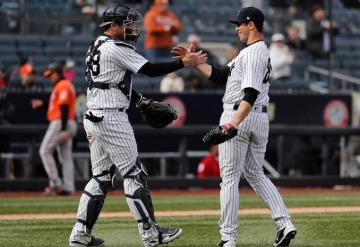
[137,97,177,128]
[203,123,237,145]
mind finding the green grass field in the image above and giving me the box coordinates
[0,191,360,246]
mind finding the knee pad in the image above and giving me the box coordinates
[77,176,111,232]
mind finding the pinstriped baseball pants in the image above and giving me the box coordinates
[218,108,291,241]
[83,109,138,177]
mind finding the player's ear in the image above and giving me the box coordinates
[248,21,255,31]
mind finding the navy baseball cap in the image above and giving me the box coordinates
[228,7,264,31]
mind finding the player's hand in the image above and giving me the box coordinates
[221,123,236,135]
[31,99,43,109]
[202,123,237,145]
[171,43,196,59]
[172,46,188,59]
[59,131,70,144]
[181,45,207,67]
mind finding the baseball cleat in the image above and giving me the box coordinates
[273,224,297,247]
[217,239,236,247]
[43,186,73,196]
[69,235,104,247]
[156,226,182,245]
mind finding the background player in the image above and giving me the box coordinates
[173,6,297,247]
[196,145,220,178]
[69,5,206,247]
[31,63,77,196]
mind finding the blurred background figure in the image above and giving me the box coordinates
[185,34,223,90]
[160,72,184,93]
[306,4,338,58]
[187,34,220,67]
[196,145,219,178]
[18,57,35,87]
[61,59,76,81]
[270,33,294,81]
[144,0,181,62]
[31,63,77,196]
[184,72,204,92]
[286,25,306,53]
[291,0,325,18]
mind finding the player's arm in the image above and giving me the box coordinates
[60,105,69,131]
[59,104,71,143]
[138,60,183,77]
[138,49,207,77]
[196,63,230,85]
[229,88,259,127]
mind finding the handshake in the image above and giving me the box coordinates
[171,43,207,67]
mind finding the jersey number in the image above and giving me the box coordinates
[86,50,101,76]
[262,58,272,84]
[86,40,107,77]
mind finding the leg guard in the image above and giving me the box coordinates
[124,159,159,246]
[124,159,155,222]
[81,180,107,231]
[69,173,111,245]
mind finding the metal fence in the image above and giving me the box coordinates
[1,124,360,180]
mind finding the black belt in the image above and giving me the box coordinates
[91,82,126,90]
[92,108,126,112]
[233,103,267,113]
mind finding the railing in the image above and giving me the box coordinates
[1,124,360,179]
[305,65,360,91]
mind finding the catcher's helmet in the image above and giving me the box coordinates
[99,5,143,45]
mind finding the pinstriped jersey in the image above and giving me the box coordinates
[86,35,148,110]
[223,40,271,106]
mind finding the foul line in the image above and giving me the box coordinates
[1,206,360,221]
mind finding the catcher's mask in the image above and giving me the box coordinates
[99,5,143,47]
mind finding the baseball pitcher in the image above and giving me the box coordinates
[173,6,297,247]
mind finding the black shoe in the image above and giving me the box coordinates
[217,239,236,246]
[156,225,183,244]
[69,235,105,246]
[273,225,297,247]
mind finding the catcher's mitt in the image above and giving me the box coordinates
[203,123,237,145]
[137,97,177,128]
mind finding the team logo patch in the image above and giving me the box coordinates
[323,99,350,127]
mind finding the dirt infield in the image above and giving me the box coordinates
[1,187,360,198]
[1,206,360,221]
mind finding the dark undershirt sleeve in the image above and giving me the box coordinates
[242,87,259,106]
[209,66,231,84]
[60,105,69,131]
[138,60,184,77]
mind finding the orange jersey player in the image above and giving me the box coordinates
[32,63,77,196]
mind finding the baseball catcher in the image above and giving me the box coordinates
[133,90,177,128]
[203,123,237,145]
